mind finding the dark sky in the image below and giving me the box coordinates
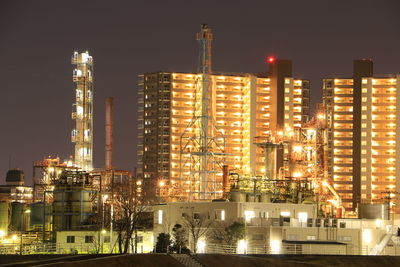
[1,0,399,184]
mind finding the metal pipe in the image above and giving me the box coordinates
[222,165,229,197]
[105,97,113,170]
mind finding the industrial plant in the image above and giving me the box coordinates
[0,24,400,258]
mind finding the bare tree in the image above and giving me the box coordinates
[209,221,244,246]
[171,224,189,253]
[181,212,212,253]
[112,178,151,254]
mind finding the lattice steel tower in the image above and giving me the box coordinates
[71,51,94,172]
[180,24,226,200]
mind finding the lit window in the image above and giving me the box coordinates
[280,211,290,217]
[298,212,308,223]
[158,210,163,224]
[244,210,255,222]
[361,141,366,146]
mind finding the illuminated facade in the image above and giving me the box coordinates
[71,51,94,172]
[359,76,400,209]
[137,66,309,199]
[324,77,355,210]
[0,170,32,203]
[324,60,400,212]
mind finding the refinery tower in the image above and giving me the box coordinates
[71,51,94,172]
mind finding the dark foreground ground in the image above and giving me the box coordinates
[2,254,400,267]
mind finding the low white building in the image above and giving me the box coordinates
[154,201,399,255]
[56,230,154,254]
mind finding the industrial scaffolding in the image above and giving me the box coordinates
[179,24,227,200]
[32,157,76,202]
[71,51,94,172]
[45,170,98,232]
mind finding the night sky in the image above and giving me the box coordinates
[1,0,399,184]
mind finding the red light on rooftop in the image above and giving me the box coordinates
[267,56,275,63]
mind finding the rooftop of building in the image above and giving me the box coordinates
[139,71,310,80]
[323,74,399,80]
[5,169,25,183]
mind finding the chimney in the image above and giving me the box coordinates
[105,97,113,170]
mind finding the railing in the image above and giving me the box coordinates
[0,243,96,255]
[0,243,57,254]
[205,243,368,256]
[0,242,398,256]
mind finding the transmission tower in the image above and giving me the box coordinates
[179,24,226,200]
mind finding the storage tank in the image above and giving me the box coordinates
[10,202,24,231]
[30,202,45,226]
[230,191,246,202]
[358,203,389,220]
[52,171,96,231]
[260,193,272,203]
[53,185,94,230]
[246,194,257,202]
[0,202,9,234]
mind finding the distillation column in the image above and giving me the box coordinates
[71,51,94,172]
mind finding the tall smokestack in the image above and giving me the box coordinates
[105,97,113,170]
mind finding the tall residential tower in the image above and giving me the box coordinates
[324,60,400,212]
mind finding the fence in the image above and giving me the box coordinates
[205,243,372,256]
[0,242,398,256]
[0,243,94,255]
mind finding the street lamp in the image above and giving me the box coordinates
[102,195,108,229]
[101,194,108,253]
[101,229,107,253]
[20,209,30,255]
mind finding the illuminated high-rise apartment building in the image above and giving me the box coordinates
[324,60,400,212]
[137,60,310,200]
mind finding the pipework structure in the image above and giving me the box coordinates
[71,51,94,172]
[32,157,75,202]
[179,24,226,200]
